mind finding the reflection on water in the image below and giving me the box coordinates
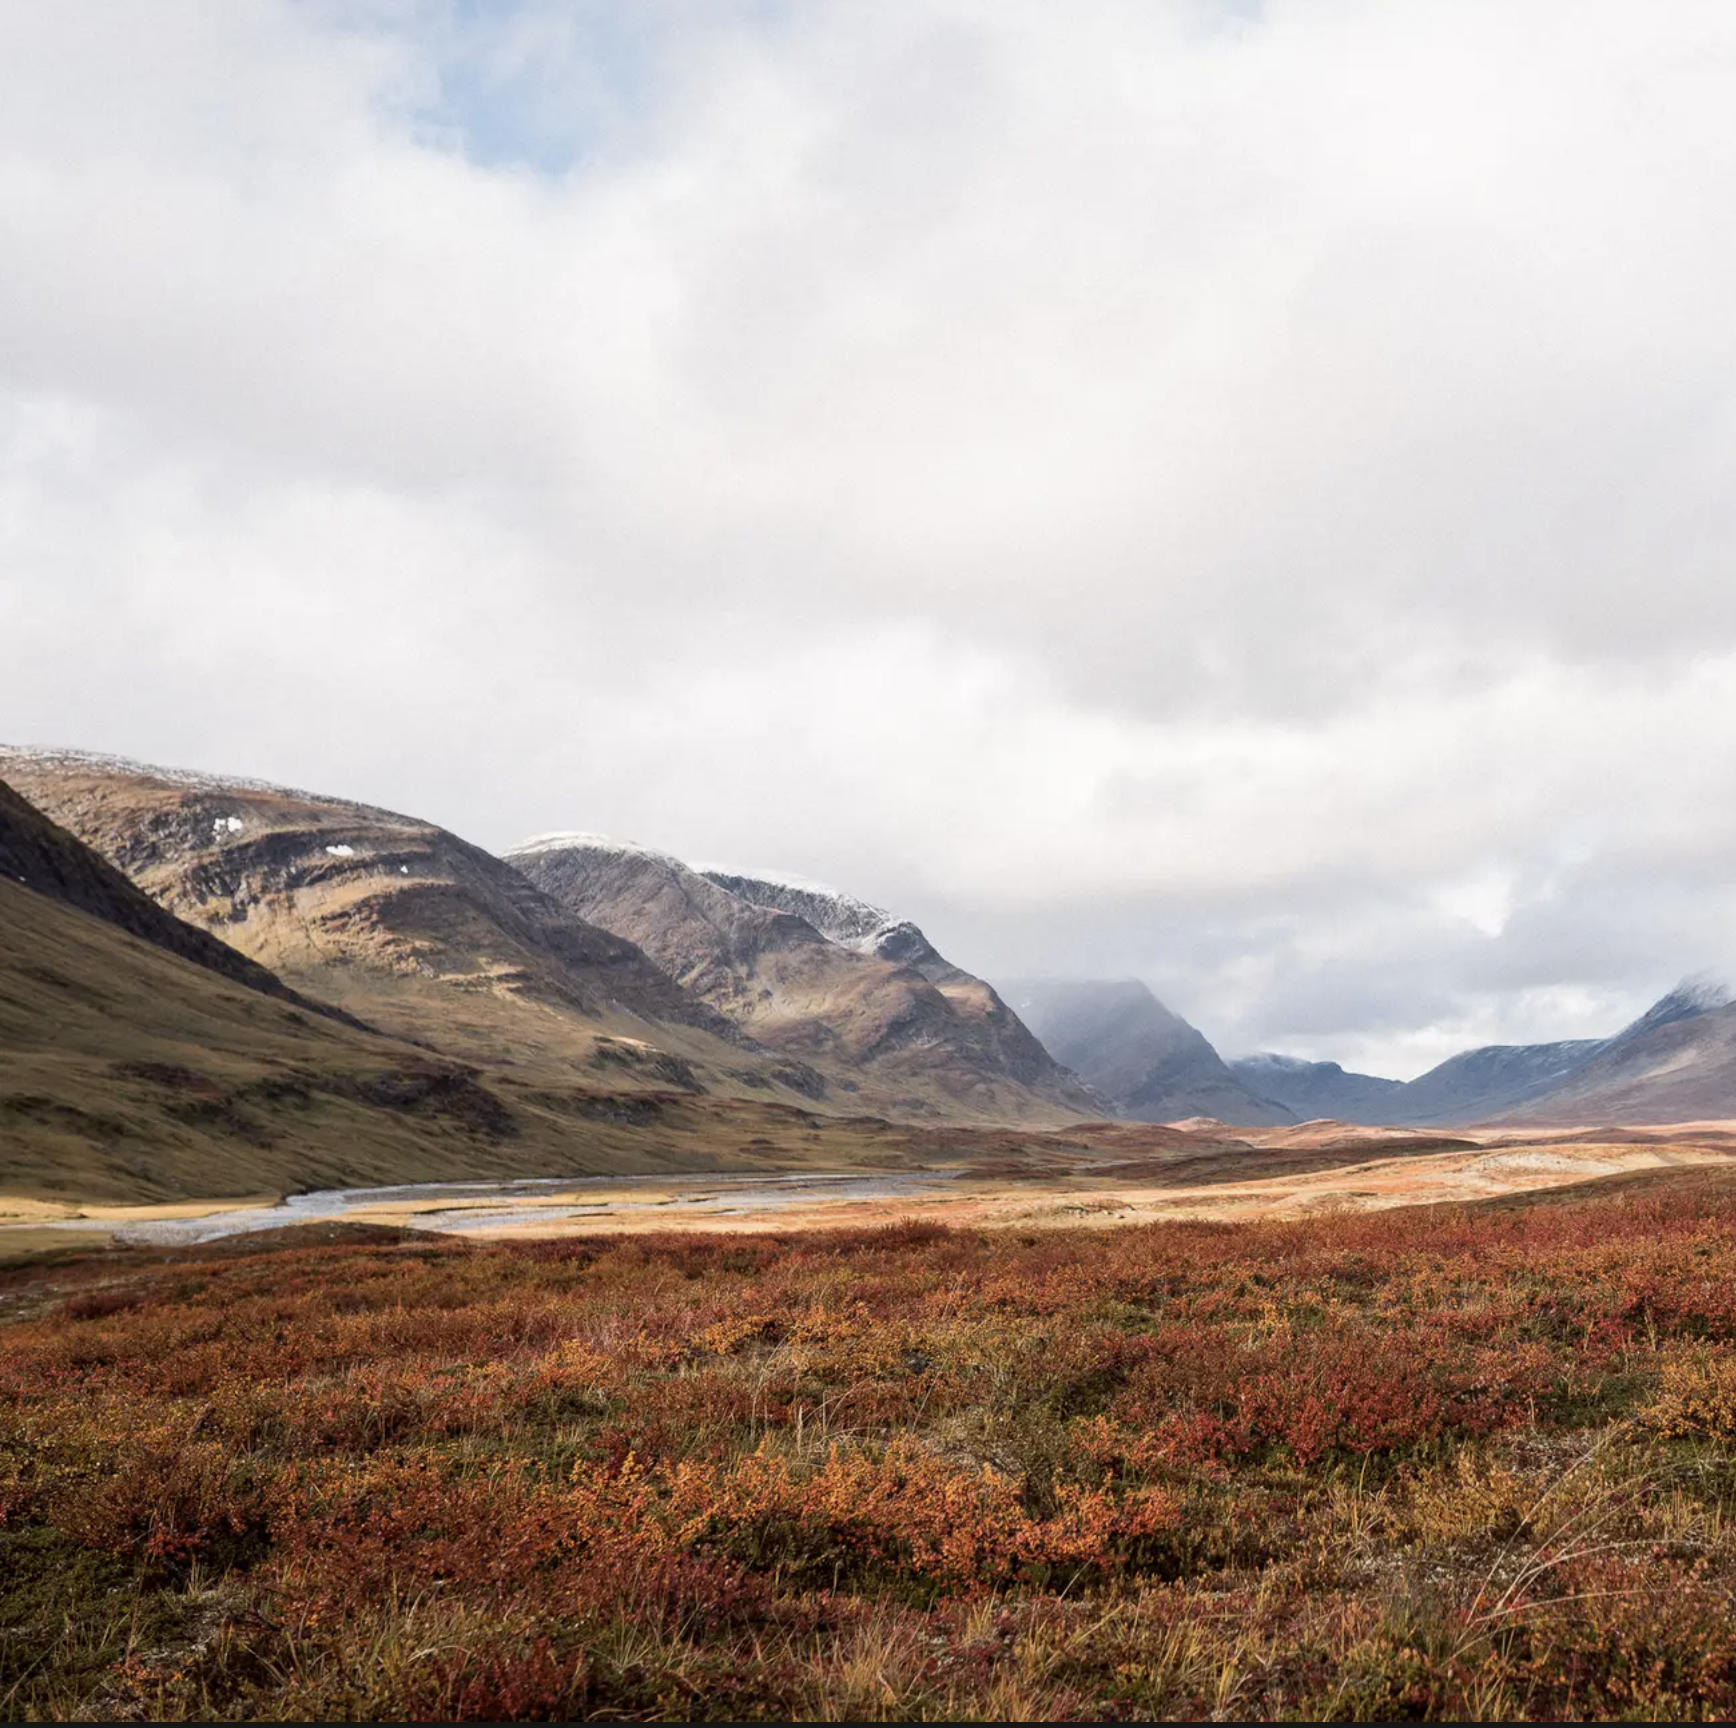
[69,1171,964,1246]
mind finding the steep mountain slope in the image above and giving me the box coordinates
[0,867,1011,1206]
[3,769,1068,1204]
[507,838,1095,1122]
[0,868,550,1203]
[1228,1054,1406,1122]
[702,868,1075,1101]
[1001,979,1295,1126]
[0,749,819,1107]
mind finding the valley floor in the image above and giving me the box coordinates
[7,1118,1736,1254]
[8,1163,1736,1717]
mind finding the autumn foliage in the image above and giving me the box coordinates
[8,1176,1736,1717]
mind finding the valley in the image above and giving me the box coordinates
[13,746,1736,1243]
[10,1115,1736,1260]
[12,746,1736,1723]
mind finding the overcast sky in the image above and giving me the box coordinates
[6,1,1736,1077]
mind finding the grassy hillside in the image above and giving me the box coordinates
[0,879,954,1206]
[0,776,346,1020]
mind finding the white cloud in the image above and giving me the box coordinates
[5,0,1736,1076]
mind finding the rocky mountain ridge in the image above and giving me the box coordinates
[700,869,966,983]
[507,837,1096,1121]
[0,751,815,1108]
[3,752,1094,1125]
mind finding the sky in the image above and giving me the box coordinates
[5,0,1736,1078]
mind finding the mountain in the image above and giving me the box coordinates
[1389,1039,1608,1123]
[1000,979,1296,1126]
[1228,1054,1406,1122]
[702,868,1074,1100]
[506,838,1096,1121]
[1502,981,1736,1125]
[0,748,825,1109]
[3,766,1085,1206]
[1236,980,1736,1127]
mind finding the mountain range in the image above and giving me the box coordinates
[11,743,1736,1214]
[0,750,1092,1206]
[504,837,1094,1121]
[1220,980,1736,1126]
[1000,976,1736,1129]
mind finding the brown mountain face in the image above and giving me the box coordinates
[0,750,824,1106]
[0,777,752,1201]
[702,869,1082,1103]
[506,838,1097,1122]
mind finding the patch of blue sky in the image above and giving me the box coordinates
[383,0,652,173]
[397,0,792,177]
[421,0,661,175]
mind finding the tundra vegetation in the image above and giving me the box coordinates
[7,1173,1736,1720]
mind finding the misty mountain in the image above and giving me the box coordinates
[1502,980,1736,1125]
[1001,978,1296,1126]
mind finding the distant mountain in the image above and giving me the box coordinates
[1232,1038,1623,1127]
[507,838,1096,1122]
[1001,978,1295,1126]
[1228,1054,1405,1122]
[1237,979,1736,1127]
[1502,981,1736,1125]
[1388,1039,1608,1124]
